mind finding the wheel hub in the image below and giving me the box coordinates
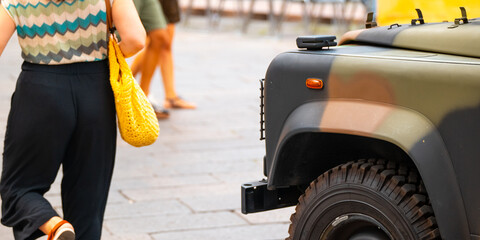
[321,213,391,240]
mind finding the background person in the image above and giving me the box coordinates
[131,0,170,119]
[131,0,196,119]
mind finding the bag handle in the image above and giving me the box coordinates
[105,0,115,34]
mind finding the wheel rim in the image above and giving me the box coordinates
[320,213,392,240]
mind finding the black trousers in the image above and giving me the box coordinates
[0,61,117,240]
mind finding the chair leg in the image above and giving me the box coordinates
[302,0,311,34]
[210,0,225,28]
[347,1,363,26]
[205,0,213,27]
[275,0,288,35]
[332,2,344,32]
[268,0,276,34]
[311,2,324,32]
[242,0,256,33]
[183,0,195,26]
[340,1,351,32]
[236,0,245,30]
[237,0,245,19]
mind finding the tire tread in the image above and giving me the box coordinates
[286,159,441,240]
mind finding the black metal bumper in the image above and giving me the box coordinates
[241,180,302,214]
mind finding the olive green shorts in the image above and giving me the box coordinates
[159,0,181,24]
[132,0,167,32]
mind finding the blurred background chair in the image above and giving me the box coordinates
[276,0,313,34]
[209,0,246,28]
[183,0,271,32]
[276,0,367,35]
[183,0,214,26]
[241,0,278,34]
[180,0,371,34]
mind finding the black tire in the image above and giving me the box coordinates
[286,159,441,240]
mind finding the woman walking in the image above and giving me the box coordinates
[0,0,145,238]
[131,0,196,119]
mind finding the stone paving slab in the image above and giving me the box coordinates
[151,223,292,240]
[237,207,295,225]
[103,232,153,240]
[180,192,238,212]
[110,174,220,190]
[104,200,192,220]
[104,212,247,234]
[121,183,239,202]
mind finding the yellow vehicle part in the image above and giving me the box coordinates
[377,0,480,26]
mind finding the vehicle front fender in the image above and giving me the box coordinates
[268,100,469,239]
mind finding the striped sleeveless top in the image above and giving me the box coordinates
[1,0,108,65]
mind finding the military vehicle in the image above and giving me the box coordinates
[241,8,480,240]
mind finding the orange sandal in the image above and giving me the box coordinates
[164,97,196,109]
[47,220,75,240]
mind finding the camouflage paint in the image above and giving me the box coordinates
[332,24,480,235]
[393,21,480,58]
[341,20,480,58]
[264,44,480,238]
[326,50,480,237]
[327,49,480,126]
[270,98,469,238]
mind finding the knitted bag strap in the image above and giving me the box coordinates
[104,0,114,34]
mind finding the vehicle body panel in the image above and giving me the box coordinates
[264,46,480,237]
[339,20,480,58]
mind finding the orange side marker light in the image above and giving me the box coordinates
[306,78,324,89]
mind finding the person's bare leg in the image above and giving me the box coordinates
[130,36,151,78]
[139,29,165,96]
[158,24,176,100]
[130,49,145,78]
[39,216,74,236]
[160,24,196,109]
[131,25,195,109]
[136,29,171,119]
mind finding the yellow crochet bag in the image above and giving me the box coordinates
[105,0,159,147]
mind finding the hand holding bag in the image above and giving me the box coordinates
[105,0,159,147]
